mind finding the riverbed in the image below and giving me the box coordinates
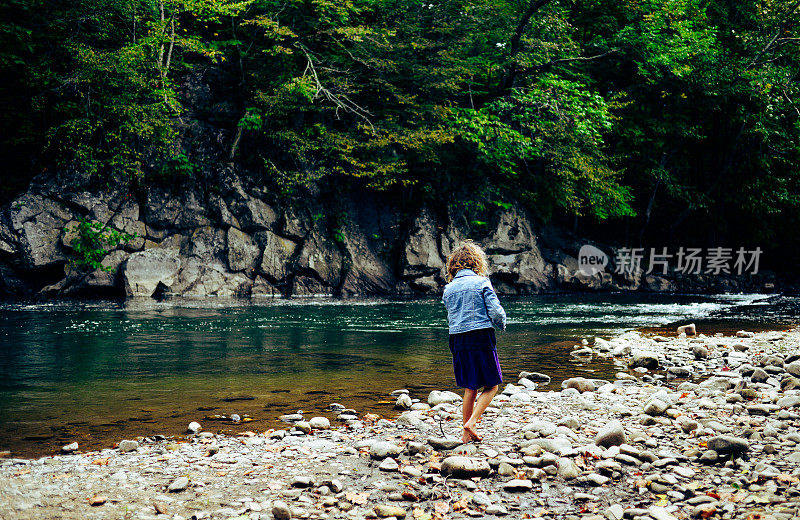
[0,293,797,457]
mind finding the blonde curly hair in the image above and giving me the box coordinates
[445,240,488,282]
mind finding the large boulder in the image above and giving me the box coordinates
[226,181,277,232]
[144,188,211,230]
[79,250,130,292]
[294,228,344,290]
[340,216,395,296]
[483,207,535,254]
[9,194,73,269]
[226,227,260,273]
[123,247,181,298]
[108,200,146,251]
[402,209,444,280]
[169,228,252,297]
[293,275,335,296]
[256,230,298,283]
[174,258,253,298]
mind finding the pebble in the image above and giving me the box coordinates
[272,500,291,520]
[118,440,138,453]
[707,435,749,455]
[395,394,412,409]
[564,377,595,393]
[308,416,330,429]
[378,457,399,471]
[440,456,491,478]
[595,420,626,447]
[291,476,314,488]
[427,436,462,450]
[486,504,508,515]
[503,479,533,491]
[557,457,581,479]
[88,495,107,506]
[187,421,201,433]
[370,442,402,459]
[167,476,189,492]
[643,398,669,416]
[374,504,407,518]
[605,504,624,520]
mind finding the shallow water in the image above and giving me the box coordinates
[0,292,797,457]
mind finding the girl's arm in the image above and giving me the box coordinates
[482,280,507,331]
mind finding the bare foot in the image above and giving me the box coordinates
[461,429,471,444]
[463,423,482,442]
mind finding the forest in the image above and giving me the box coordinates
[1,0,798,267]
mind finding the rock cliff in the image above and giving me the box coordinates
[0,172,773,301]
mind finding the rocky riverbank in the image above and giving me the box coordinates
[3,326,800,520]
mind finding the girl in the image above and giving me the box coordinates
[442,241,506,443]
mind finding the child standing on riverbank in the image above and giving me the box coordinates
[442,241,506,443]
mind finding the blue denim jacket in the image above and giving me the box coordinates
[442,269,507,334]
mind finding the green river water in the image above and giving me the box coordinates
[0,293,797,457]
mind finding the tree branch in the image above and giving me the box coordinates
[498,0,555,92]
[297,44,375,134]
[518,49,617,75]
[744,0,800,71]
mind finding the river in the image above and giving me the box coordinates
[0,292,797,457]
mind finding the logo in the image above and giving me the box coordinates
[578,244,608,276]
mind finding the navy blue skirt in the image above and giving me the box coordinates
[449,327,503,391]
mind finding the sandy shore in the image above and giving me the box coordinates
[2,325,799,520]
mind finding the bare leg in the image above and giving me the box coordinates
[463,385,499,441]
[461,388,477,443]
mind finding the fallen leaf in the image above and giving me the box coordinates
[434,501,449,514]
[346,492,369,505]
[13,469,30,476]
[775,474,799,483]
[51,473,71,480]
[91,458,109,466]
[452,498,469,511]
[402,491,419,501]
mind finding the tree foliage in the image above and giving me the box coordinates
[1,0,799,254]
